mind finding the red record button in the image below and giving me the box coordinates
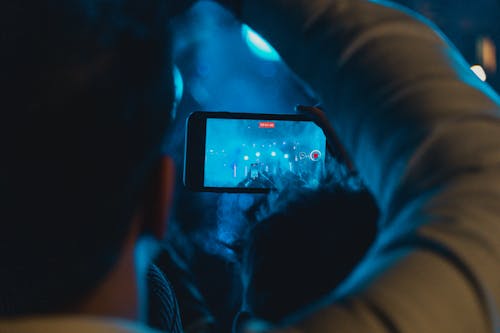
[259,122,275,128]
[310,150,321,161]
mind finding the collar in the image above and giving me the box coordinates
[0,315,162,333]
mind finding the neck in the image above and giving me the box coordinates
[77,223,141,321]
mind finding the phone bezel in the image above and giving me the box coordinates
[183,111,327,193]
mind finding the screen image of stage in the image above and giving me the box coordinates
[204,118,326,189]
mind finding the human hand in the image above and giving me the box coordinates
[295,104,355,173]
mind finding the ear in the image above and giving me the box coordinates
[141,156,176,240]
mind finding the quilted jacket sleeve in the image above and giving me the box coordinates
[239,0,500,332]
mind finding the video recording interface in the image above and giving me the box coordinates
[204,118,326,189]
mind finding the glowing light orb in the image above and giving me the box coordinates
[242,24,281,62]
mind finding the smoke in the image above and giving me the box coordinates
[190,151,366,264]
[216,194,257,243]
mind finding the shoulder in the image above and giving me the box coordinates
[0,316,165,333]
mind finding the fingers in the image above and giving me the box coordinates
[295,104,356,173]
[294,104,329,129]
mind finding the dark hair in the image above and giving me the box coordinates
[241,183,379,323]
[0,0,176,315]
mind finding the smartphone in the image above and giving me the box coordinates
[184,111,328,193]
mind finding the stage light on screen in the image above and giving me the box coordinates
[471,65,487,81]
[242,24,281,62]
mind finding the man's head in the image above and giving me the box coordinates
[1,0,185,316]
[239,183,379,324]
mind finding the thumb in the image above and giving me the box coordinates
[295,104,356,173]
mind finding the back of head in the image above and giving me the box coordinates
[241,183,379,323]
[1,0,176,315]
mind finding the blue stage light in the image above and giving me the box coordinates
[242,24,281,62]
[173,65,184,104]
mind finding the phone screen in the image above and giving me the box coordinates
[184,111,327,193]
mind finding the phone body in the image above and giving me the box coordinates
[184,111,328,193]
